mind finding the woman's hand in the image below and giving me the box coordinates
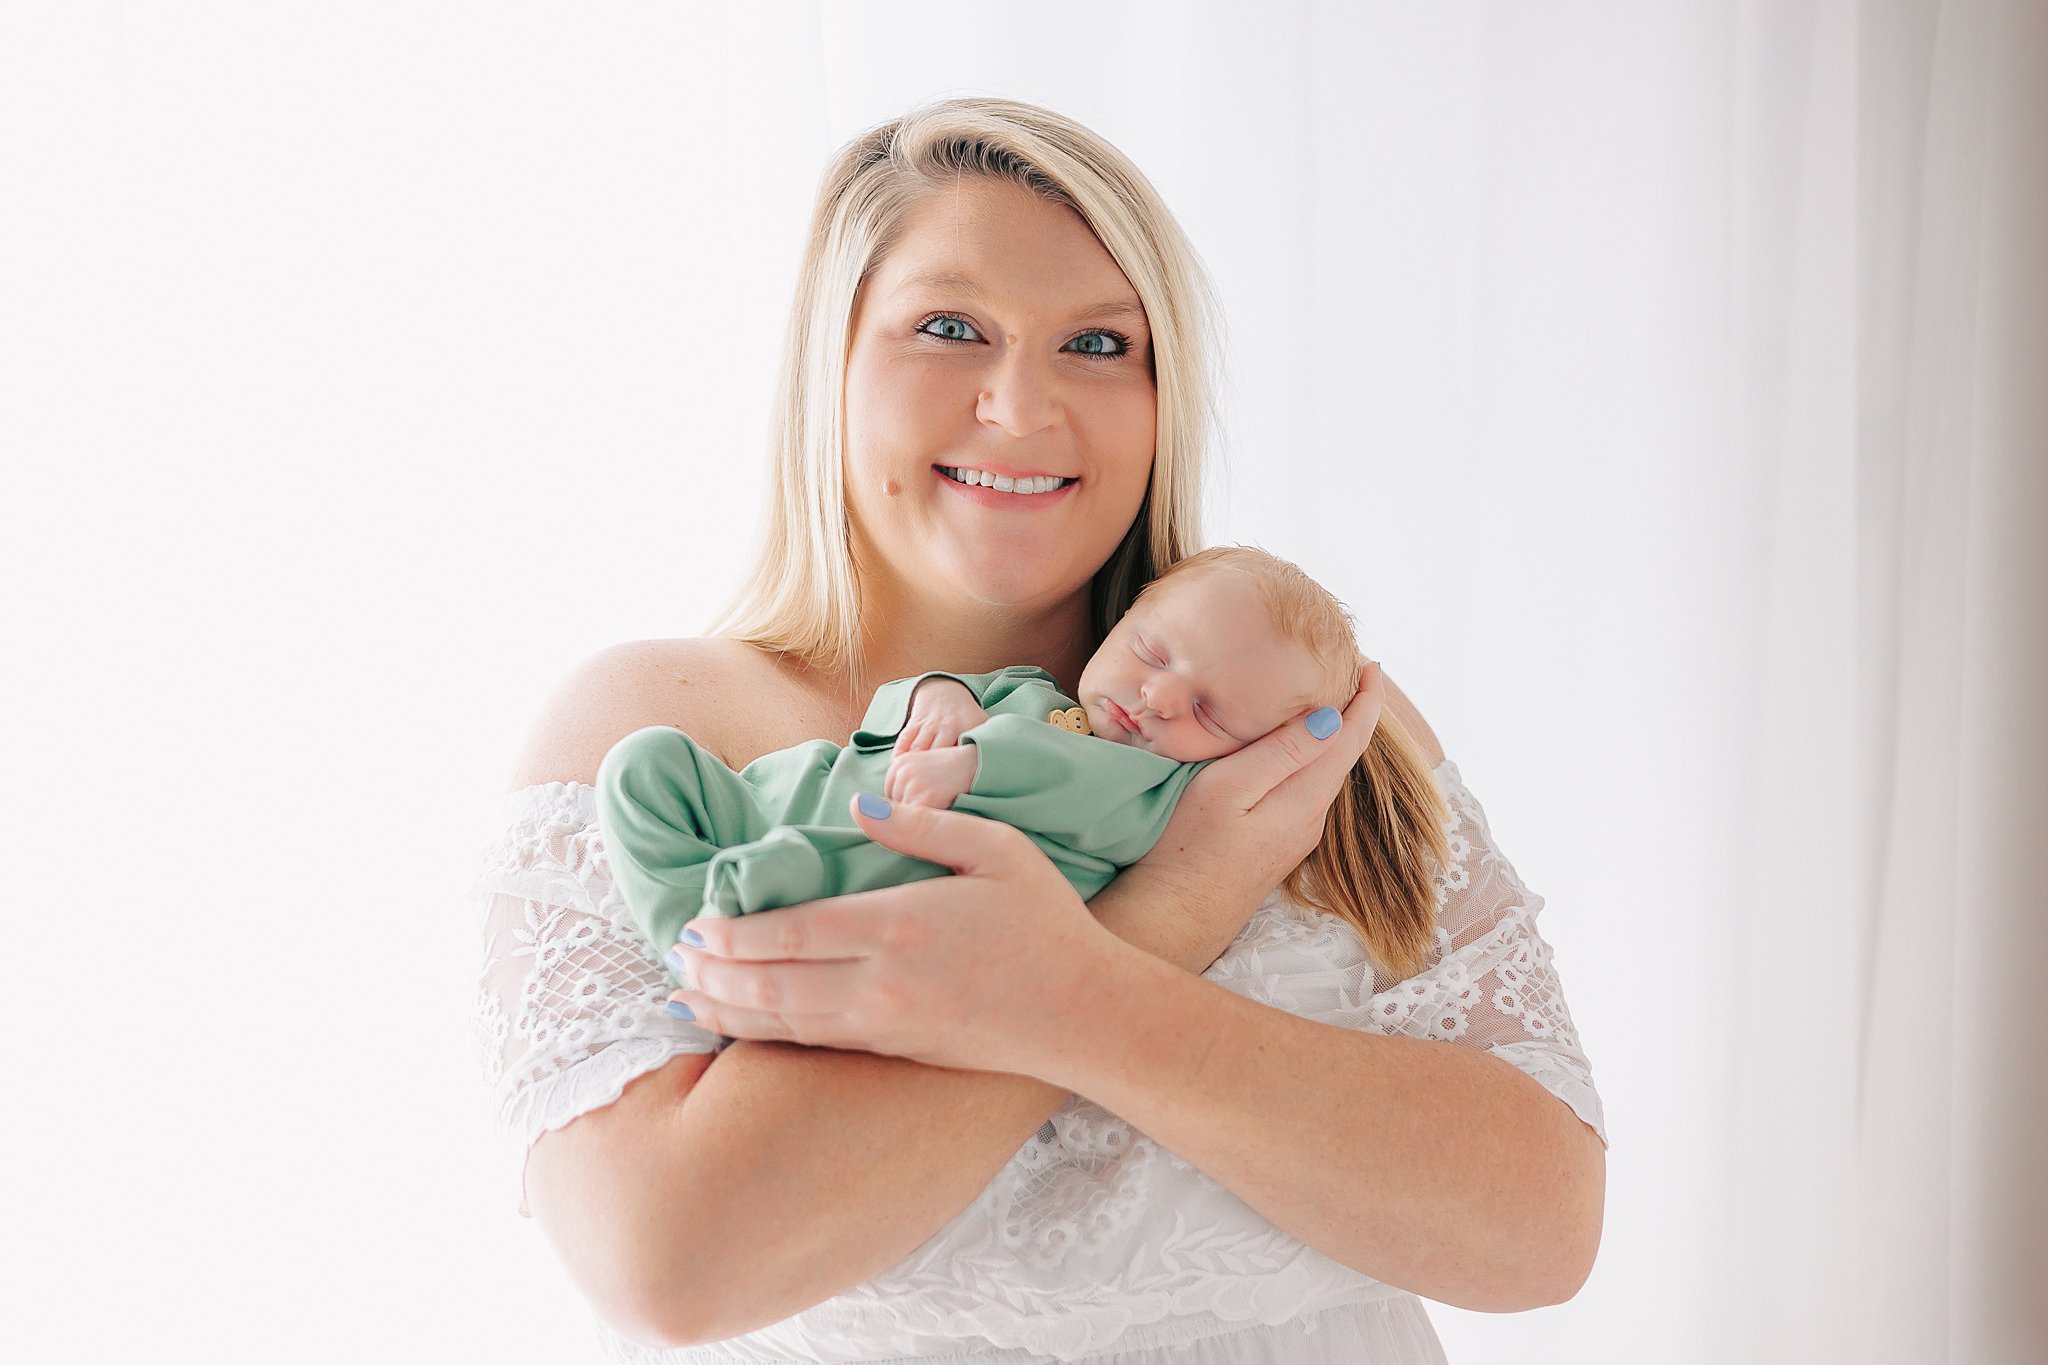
[664,663,1383,1076]
[894,678,988,755]
[1135,661,1386,935]
[664,793,1126,1077]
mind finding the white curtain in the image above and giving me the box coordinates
[1835,2,2039,1365]
[1730,1,2048,1361]
[3,3,2040,1361]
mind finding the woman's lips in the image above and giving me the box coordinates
[933,466,1078,510]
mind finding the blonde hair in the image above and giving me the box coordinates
[1142,546,1453,981]
[703,96,1223,701]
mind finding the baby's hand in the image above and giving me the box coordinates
[884,744,980,810]
[895,678,989,757]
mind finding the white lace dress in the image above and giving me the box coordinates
[471,758,1608,1363]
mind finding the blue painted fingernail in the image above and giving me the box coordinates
[666,1000,696,1020]
[1306,706,1342,740]
[679,927,705,946]
[666,945,687,971]
[857,790,892,819]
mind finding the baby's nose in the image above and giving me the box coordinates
[1142,679,1185,715]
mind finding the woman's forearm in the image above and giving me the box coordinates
[1046,941,1608,1313]
[665,864,1241,1349]
[667,1040,1067,1346]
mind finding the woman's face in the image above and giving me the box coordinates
[842,176,1158,615]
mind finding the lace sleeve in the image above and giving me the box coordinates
[469,781,729,1218]
[1206,759,1607,1148]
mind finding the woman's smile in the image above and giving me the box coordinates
[932,463,1081,510]
[840,175,1155,616]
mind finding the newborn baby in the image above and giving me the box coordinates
[596,545,1451,994]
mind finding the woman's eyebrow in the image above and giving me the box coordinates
[900,269,1147,325]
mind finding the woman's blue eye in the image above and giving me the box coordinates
[918,314,981,342]
[1068,330,1130,358]
[917,313,1131,361]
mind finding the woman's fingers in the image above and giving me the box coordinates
[668,993,804,1044]
[1261,661,1385,808]
[680,897,870,963]
[677,797,1020,964]
[847,789,1026,877]
[1209,660,1381,811]
[670,787,1111,1073]
[668,960,854,1039]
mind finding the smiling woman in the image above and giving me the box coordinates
[478,95,1604,1362]
[703,108,1223,708]
[838,173,1167,694]
[843,180,1171,613]
[935,464,1077,495]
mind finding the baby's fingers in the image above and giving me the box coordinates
[899,779,949,810]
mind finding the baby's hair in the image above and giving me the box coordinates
[1139,546,1452,980]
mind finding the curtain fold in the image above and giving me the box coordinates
[1855,1,2048,1359]
[1731,1,2048,1360]
[1626,1,2048,1358]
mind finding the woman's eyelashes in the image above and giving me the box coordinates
[913,311,1132,361]
[918,313,978,342]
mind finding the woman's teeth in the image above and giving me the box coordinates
[940,466,1073,495]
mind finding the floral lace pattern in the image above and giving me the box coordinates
[470,760,1604,1361]
[471,781,729,1217]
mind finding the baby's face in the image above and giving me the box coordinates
[1076,571,1333,762]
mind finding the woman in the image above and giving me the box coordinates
[473,97,1607,1362]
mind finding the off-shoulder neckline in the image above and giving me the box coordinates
[500,757,1463,808]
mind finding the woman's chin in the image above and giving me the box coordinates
[930,556,1093,611]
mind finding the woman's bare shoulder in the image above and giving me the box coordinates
[501,637,764,793]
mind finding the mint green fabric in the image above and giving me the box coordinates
[594,666,1213,989]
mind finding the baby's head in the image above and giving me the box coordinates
[1077,546,1366,762]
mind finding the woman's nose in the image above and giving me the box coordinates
[976,349,1060,438]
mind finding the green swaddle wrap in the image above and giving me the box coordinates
[594,665,1214,989]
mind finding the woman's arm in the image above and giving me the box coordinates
[652,676,1430,1346]
[648,860,1245,1349]
[504,642,1119,1348]
[663,844,1603,1339]
[1048,937,1607,1312]
[533,657,1485,1345]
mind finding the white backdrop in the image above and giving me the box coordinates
[5,2,2042,1362]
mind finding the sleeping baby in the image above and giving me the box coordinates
[594,544,1453,1000]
